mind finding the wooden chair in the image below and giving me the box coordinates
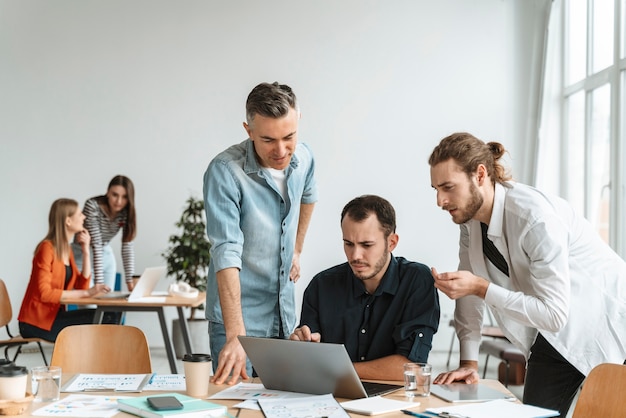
[50,324,152,373]
[479,338,526,386]
[0,278,51,365]
[572,363,626,418]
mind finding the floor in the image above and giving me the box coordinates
[10,343,525,400]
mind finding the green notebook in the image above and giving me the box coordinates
[117,393,227,418]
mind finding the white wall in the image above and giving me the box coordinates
[0,0,545,352]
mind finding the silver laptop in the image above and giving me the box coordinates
[94,266,166,301]
[238,336,402,399]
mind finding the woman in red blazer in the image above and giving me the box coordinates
[18,198,112,341]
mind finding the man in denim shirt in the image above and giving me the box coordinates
[290,195,440,381]
[203,82,318,385]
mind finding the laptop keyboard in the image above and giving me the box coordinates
[362,381,403,397]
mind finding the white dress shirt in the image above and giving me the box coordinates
[456,182,626,375]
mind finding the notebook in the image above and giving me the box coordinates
[237,336,402,399]
[95,266,166,301]
[117,393,226,418]
[429,382,517,403]
[340,396,420,415]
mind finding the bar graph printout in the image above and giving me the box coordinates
[142,374,186,391]
[32,394,128,417]
[209,382,313,400]
[61,374,152,392]
[209,382,316,410]
[258,394,350,418]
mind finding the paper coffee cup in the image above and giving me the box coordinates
[182,353,212,398]
[0,364,28,400]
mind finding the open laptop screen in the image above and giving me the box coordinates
[238,336,401,399]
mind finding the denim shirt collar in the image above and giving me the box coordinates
[243,138,300,176]
[351,254,400,298]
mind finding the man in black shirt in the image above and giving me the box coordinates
[290,195,440,381]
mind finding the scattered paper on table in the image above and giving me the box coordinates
[427,399,559,418]
[209,382,315,400]
[61,374,151,392]
[32,394,129,417]
[142,374,186,391]
[258,393,349,418]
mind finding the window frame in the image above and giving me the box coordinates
[561,0,624,254]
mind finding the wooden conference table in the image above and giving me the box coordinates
[23,376,517,417]
[61,292,206,374]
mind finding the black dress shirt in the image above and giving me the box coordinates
[298,255,440,363]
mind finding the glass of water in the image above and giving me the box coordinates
[403,362,432,397]
[31,366,62,402]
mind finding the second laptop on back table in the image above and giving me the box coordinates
[95,266,167,301]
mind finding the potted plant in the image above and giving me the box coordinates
[162,196,212,358]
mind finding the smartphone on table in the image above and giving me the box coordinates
[147,396,184,411]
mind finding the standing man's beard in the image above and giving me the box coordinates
[446,182,483,225]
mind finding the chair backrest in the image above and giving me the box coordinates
[572,363,626,418]
[50,324,152,374]
[0,279,14,328]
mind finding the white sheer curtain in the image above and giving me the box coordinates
[535,0,564,195]
[520,0,555,186]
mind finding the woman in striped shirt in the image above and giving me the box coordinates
[73,175,137,291]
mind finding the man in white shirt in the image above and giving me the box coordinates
[428,132,626,417]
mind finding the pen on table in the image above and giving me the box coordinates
[401,410,438,418]
[148,373,156,384]
[402,411,470,418]
[83,386,116,392]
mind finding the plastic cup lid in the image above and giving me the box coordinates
[0,364,28,377]
[182,353,212,362]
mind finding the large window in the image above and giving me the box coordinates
[561,0,625,252]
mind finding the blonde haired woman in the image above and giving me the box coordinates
[18,198,112,341]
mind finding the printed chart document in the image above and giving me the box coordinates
[62,374,152,392]
[209,382,315,410]
[32,394,128,417]
[427,399,559,418]
[142,374,186,391]
[258,394,349,418]
[209,382,309,399]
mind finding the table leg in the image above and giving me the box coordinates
[157,308,178,373]
[177,307,194,354]
[93,308,105,324]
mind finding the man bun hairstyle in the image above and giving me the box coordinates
[428,132,511,184]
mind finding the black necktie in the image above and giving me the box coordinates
[481,222,509,277]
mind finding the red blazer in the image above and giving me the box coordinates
[18,240,90,331]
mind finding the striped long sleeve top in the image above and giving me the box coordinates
[83,197,135,284]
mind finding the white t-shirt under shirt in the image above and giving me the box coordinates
[263,167,287,201]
